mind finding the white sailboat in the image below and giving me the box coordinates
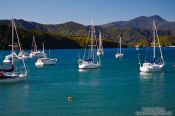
[97,30,104,56]
[18,50,30,59]
[0,19,28,82]
[78,20,101,69]
[35,43,57,66]
[115,36,124,58]
[3,47,29,64]
[136,44,139,51]
[3,52,22,63]
[139,21,165,72]
[29,35,46,58]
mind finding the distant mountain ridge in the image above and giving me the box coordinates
[0,15,175,46]
[0,15,175,33]
[0,15,175,32]
[101,15,175,31]
[0,19,87,35]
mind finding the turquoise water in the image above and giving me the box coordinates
[0,48,175,116]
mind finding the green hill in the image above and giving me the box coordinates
[0,24,116,50]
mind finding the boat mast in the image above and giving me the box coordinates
[119,36,121,54]
[42,42,45,53]
[33,36,37,52]
[12,19,14,65]
[14,21,22,53]
[99,30,102,50]
[154,21,165,65]
[90,19,94,60]
[153,21,156,64]
[14,19,28,74]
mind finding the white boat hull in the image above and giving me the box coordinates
[78,61,101,69]
[115,53,124,58]
[140,63,164,72]
[18,51,30,59]
[22,55,30,59]
[0,73,28,83]
[97,51,104,56]
[3,52,22,63]
[3,58,22,63]
[3,59,11,63]
[35,58,57,66]
[29,52,45,58]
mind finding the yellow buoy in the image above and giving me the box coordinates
[67,96,72,102]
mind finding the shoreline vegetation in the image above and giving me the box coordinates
[0,27,175,50]
[0,25,117,50]
[0,24,175,50]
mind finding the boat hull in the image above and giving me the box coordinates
[3,58,22,63]
[0,74,28,83]
[115,53,124,58]
[29,52,45,58]
[35,58,57,66]
[18,52,30,59]
[3,59,11,63]
[3,54,23,63]
[97,51,104,56]
[22,55,30,59]
[140,63,164,72]
[78,61,101,69]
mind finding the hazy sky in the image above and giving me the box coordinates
[0,0,175,25]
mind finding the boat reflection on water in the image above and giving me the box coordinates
[139,72,165,80]
[35,64,44,68]
[139,72,153,79]
[78,69,88,73]
[139,72,166,106]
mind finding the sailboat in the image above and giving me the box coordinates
[35,42,57,66]
[115,36,124,58]
[29,35,46,58]
[97,30,104,56]
[3,46,29,63]
[139,21,165,72]
[78,20,101,69]
[18,50,30,59]
[136,44,139,51]
[3,52,22,63]
[0,19,28,82]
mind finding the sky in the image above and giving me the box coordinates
[0,0,175,25]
